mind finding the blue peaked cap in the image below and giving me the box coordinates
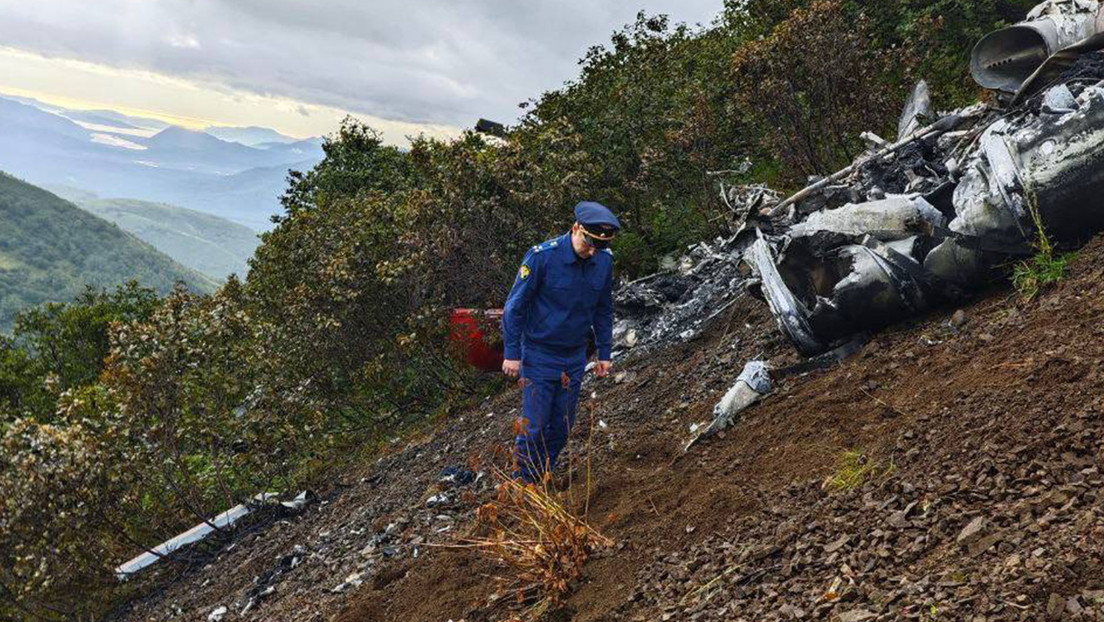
[573,201,621,232]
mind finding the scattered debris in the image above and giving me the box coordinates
[115,492,283,581]
[438,466,477,488]
[741,1,1104,354]
[685,360,772,451]
[280,490,315,512]
[614,235,749,355]
[426,493,452,509]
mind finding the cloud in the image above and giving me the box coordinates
[167,33,201,50]
[0,0,721,129]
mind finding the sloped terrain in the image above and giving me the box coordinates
[50,188,260,280]
[113,238,1104,622]
[0,172,217,329]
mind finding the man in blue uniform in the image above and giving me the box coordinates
[501,201,620,482]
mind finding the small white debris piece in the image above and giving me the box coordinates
[331,572,364,593]
[208,606,227,622]
[598,420,609,430]
[624,329,639,347]
[280,490,311,511]
[684,360,772,452]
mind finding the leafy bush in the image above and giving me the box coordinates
[732,0,901,185]
[0,172,214,330]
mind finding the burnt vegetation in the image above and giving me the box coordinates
[0,0,1047,619]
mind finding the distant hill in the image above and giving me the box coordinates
[205,125,299,146]
[0,171,217,330]
[48,186,260,281]
[61,108,171,132]
[0,96,324,230]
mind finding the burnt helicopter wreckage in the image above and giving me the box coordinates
[611,0,1104,362]
[612,1,1104,449]
[738,0,1104,357]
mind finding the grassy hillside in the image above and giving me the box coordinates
[0,171,217,329]
[48,187,260,280]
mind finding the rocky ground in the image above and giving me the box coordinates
[114,238,1104,622]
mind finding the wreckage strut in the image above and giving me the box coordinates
[767,115,965,218]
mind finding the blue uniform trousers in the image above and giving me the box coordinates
[515,344,586,482]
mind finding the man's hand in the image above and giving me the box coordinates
[502,359,521,378]
[595,360,612,378]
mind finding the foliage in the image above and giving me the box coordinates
[844,0,1038,108]
[520,12,753,274]
[15,283,160,398]
[1013,189,1074,301]
[0,337,37,421]
[0,171,216,330]
[731,0,902,184]
[277,119,413,220]
[0,282,159,426]
[1012,252,1074,302]
[0,416,132,617]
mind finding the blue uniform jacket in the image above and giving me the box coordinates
[502,233,614,363]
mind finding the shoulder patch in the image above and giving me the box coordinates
[519,265,531,279]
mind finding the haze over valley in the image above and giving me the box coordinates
[0,93,324,232]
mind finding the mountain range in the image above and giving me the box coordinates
[0,94,324,230]
[0,171,216,330]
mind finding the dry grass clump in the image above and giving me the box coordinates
[466,469,612,612]
[455,394,611,618]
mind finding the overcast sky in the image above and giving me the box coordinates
[0,0,721,143]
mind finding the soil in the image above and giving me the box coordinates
[115,237,1104,622]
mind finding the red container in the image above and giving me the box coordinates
[449,308,505,372]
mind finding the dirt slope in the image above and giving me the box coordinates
[117,238,1104,622]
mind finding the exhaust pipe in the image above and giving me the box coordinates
[971,0,1104,93]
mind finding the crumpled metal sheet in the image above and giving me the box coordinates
[746,232,823,355]
[735,359,772,394]
[748,195,941,355]
[898,81,932,140]
[789,195,945,251]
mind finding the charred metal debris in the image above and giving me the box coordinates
[618,0,1104,361]
[611,1,1104,445]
